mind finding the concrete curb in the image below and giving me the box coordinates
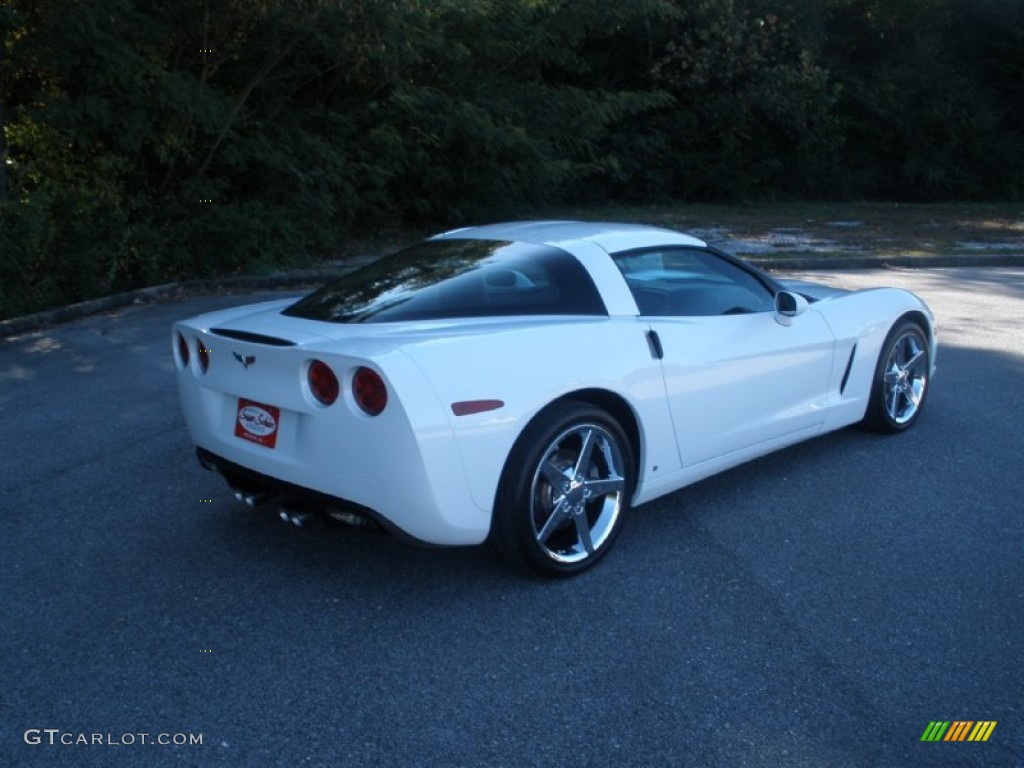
[3,252,1023,339]
[0,275,333,339]
[753,252,1024,271]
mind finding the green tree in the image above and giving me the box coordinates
[646,0,842,200]
[1,0,1021,321]
[821,0,1022,198]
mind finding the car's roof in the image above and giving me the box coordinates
[432,220,707,254]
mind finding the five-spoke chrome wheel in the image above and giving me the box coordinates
[490,400,634,576]
[882,329,928,425]
[530,423,626,564]
[863,319,931,433]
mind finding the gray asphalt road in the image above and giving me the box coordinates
[1,268,1021,768]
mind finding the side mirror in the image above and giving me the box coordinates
[774,290,809,326]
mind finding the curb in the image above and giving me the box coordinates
[0,263,372,340]
[3,252,1024,339]
[753,252,1024,272]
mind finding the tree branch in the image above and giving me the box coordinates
[194,28,305,180]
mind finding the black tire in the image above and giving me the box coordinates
[861,319,931,433]
[489,400,635,577]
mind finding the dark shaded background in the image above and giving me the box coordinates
[2,1,1022,319]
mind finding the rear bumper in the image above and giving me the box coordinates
[196,447,428,545]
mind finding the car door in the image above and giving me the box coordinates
[613,247,836,467]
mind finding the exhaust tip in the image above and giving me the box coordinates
[199,455,221,474]
[232,488,269,508]
[279,508,313,527]
[327,510,370,528]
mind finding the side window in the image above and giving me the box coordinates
[613,248,775,317]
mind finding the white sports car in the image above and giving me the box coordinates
[173,221,935,576]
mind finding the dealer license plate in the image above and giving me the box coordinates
[234,398,281,449]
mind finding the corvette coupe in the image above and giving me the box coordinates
[173,221,935,576]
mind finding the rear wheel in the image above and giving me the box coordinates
[490,401,634,577]
[862,319,931,433]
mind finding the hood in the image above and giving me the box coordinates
[777,278,850,302]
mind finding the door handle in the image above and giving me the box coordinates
[646,329,664,360]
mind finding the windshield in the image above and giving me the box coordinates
[282,239,606,323]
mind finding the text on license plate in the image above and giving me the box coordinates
[234,398,281,449]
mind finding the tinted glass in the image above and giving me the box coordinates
[613,247,774,316]
[283,239,606,323]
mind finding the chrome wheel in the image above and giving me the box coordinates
[530,423,626,564]
[490,400,634,576]
[881,329,928,425]
[863,319,931,433]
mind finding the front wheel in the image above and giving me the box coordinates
[862,319,931,433]
[489,401,635,577]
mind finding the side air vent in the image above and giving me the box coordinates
[210,328,296,346]
[839,344,857,395]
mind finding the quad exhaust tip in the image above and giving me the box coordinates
[224,481,372,530]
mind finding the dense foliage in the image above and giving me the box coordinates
[1,0,1021,318]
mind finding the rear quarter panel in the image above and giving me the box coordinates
[391,316,680,514]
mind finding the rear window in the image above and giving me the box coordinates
[282,239,606,323]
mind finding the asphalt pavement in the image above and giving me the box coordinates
[1,267,1021,767]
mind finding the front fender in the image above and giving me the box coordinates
[813,288,937,428]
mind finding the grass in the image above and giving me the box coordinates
[532,201,1024,262]
[282,201,1024,270]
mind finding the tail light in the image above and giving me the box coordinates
[353,367,387,416]
[176,332,190,367]
[308,360,339,405]
[196,338,210,373]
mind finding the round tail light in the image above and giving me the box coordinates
[176,332,190,367]
[353,367,387,416]
[196,338,209,373]
[308,360,339,405]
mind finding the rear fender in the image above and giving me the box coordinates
[400,318,680,515]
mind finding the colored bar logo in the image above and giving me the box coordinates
[920,721,997,742]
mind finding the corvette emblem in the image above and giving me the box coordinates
[233,351,256,369]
